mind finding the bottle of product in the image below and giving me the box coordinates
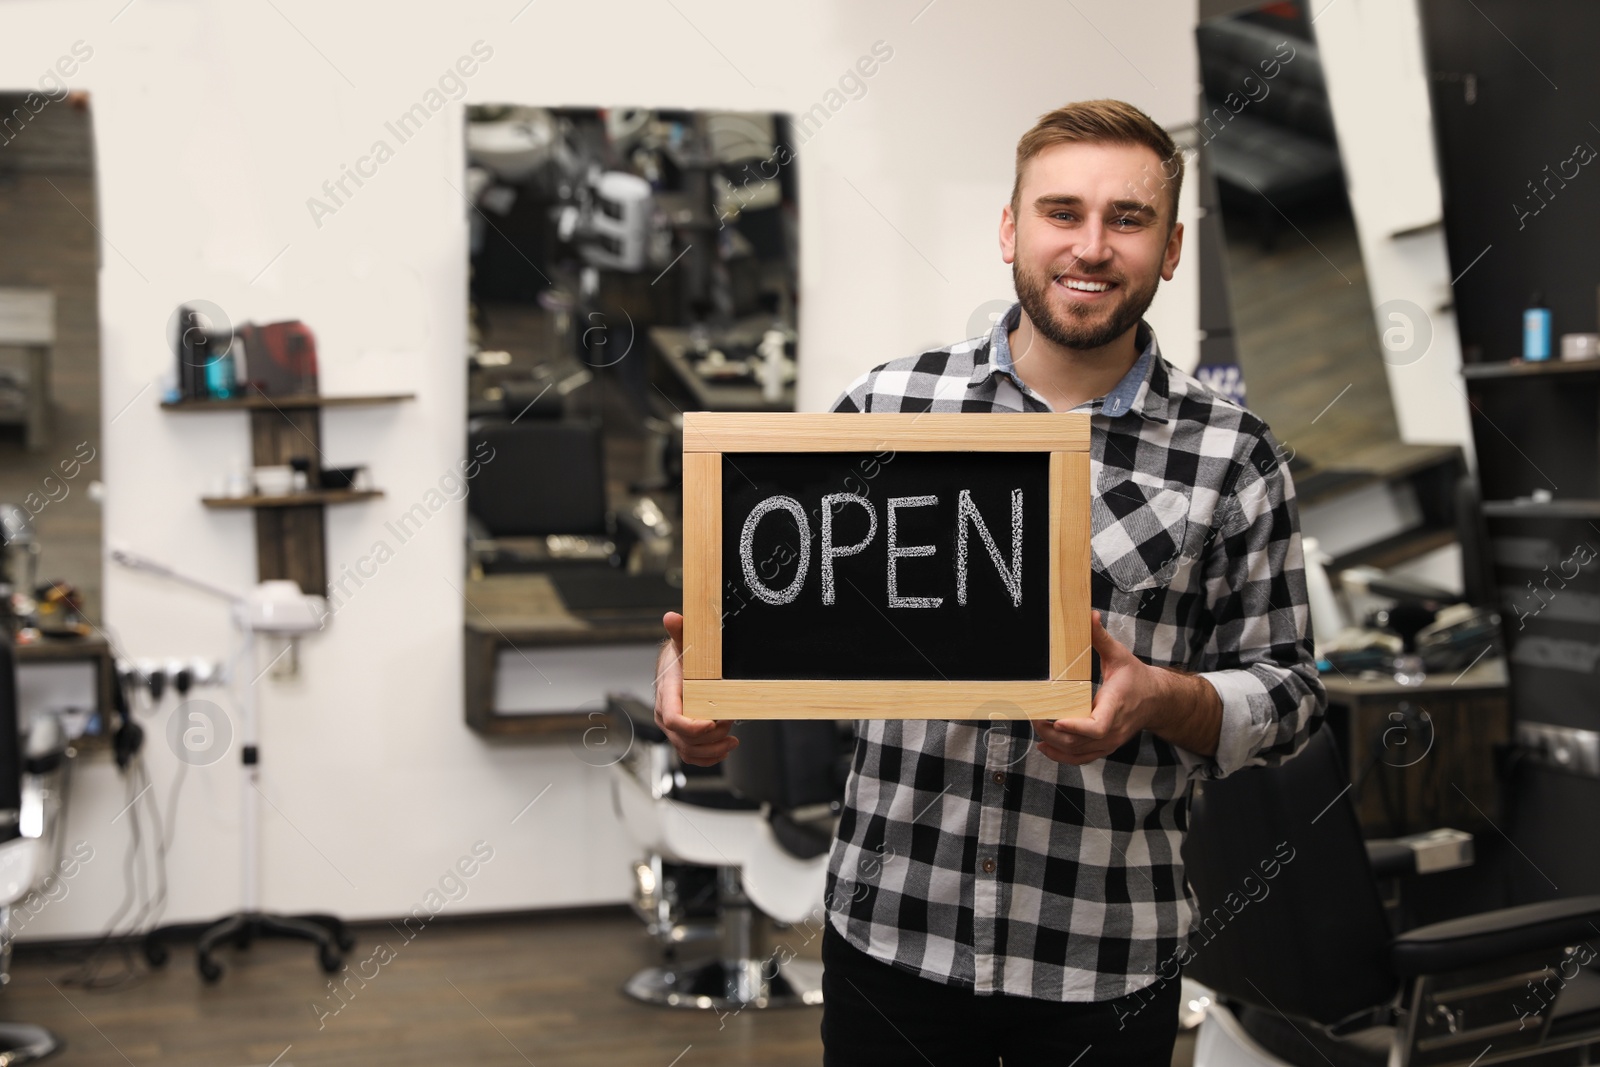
[207,336,240,399]
[178,307,209,400]
[1523,293,1552,361]
[759,328,785,403]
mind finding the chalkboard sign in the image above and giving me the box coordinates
[681,413,1091,720]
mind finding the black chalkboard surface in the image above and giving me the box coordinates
[679,412,1091,721]
[720,451,1050,680]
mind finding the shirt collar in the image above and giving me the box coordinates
[971,301,1170,423]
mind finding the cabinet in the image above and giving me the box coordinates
[1461,359,1600,897]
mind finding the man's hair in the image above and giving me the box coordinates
[1011,99,1185,231]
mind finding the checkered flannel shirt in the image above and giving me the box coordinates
[822,301,1326,1001]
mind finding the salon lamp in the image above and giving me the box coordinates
[110,548,351,982]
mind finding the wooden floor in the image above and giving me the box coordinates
[1221,202,1402,469]
[6,909,1196,1066]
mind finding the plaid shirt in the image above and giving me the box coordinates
[822,302,1326,1002]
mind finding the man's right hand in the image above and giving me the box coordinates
[654,611,739,766]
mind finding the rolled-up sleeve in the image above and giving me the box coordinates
[1179,428,1326,780]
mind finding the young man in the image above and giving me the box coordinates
[653,99,1325,1065]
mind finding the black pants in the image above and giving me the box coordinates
[820,923,1180,1066]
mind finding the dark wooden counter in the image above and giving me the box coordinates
[1322,657,1509,837]
[14,633,115,743]
[463,573,675,738]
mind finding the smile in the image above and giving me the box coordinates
[1056,276,1117,296]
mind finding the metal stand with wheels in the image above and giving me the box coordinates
[111,553,351,985]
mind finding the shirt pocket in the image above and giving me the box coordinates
[1092,471,1196,593]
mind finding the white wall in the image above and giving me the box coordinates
[1316,0,1474,453]
[0,0,1197,938]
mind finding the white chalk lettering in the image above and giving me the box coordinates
[740,495,812,605]
[820,492,877,605]
[886,495,943,609]
[956,488,1023,607]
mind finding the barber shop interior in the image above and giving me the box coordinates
[1,1,1598,1064]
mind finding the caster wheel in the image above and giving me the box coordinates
[319,947,343,974]
[233,929,253,951]
[198,957,223,984]
[144,942,168,968]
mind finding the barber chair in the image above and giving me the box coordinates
[608,696,847,1010]
[465,418,627,573]
[1183,725,1600,1067]
[0,636,63,1062]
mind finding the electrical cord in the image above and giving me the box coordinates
[55,756,153,989]
[54,663,182,991]
[47,621,232,990]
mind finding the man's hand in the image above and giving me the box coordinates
[654,611,739,766]
[1033,610,1222,765]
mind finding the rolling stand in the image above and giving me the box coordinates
[145,911,353,982]
[141,624,350,983]
[113,553,352,984]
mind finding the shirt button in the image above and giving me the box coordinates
[981,858,996,874]
[992,772,1005,785]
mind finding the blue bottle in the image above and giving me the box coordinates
[1523,293,1552,362]
[207,338,238,399]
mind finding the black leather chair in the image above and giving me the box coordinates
[465,418,624,573]
[467,419,608,538]
[1182,725,1600,1066]
[1196,19,1345,248]
[725,720,851,863]
[607,698,846,1011]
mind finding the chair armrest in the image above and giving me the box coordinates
[608,692,666,746]
[1367,828,1475,879]
[1366,839,1418,879]
[1392,894,1600,978]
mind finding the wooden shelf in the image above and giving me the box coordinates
[1461,360,1600,381]
[1294,442,1462,506]
[201,489,384,509]
[1328,526,1458,576]
[1480,498,1600,519]
[161,384,408,593]
[466,711,608,739]
[162,392,414,412]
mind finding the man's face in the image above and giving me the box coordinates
[1001,141,1183,354]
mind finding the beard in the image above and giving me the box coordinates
[1012,253,1160,353]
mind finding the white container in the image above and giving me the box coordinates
[252,465,293,497]
[1560,332,1600,361]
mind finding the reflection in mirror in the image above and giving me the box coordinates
[1194,1,1467,588]
[1196,1,1399,463]
[0,90,101,643]
[459,106,798,733]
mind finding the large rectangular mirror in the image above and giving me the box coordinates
[0,89,106,739]
[459,106,799,733]
[1195,1,1465,589]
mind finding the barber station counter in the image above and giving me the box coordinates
[14,633,115,745]
[1322,657,1509,838]
[462,571,677,738]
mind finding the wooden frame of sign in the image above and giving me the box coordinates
[681,412,1092,720]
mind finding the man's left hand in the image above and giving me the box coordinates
[1035,609,1225,765]
[1033,610,1163,765]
